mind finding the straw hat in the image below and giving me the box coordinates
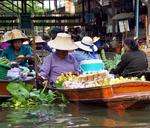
[2,29,28,43]
[31,36,46,44]
[93,36,100,43]
[23,41,29,45]
[2,31,12,42]
[48,33,78,51]
[75,36,98,52]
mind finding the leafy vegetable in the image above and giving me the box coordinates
[1,82,66,108]
[101,48,125,71]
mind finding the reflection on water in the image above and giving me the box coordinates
[0,103,150,127]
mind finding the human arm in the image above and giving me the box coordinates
[110,53,129,75]
[0,49,8,58]
[39,54,52,79]
[25,46,34,61]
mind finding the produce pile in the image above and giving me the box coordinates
[55,72,146,89]
[55,72,78,88]
[0,57,11,67]
[1,82,56,108]
[101,48,125,71]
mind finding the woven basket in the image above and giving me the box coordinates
[0,64,10,80]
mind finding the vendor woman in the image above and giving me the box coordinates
[1,29,34,67]
[39,33,79,87]
[110,38,148,76]
[72,36,99,64]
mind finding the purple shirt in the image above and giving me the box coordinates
[39,52,79,84]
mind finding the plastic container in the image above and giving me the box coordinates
[80,59,105,74]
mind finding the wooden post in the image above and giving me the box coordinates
[82,0,85,23]
[135,0,140,39]
[32,28,38,81]
[148,0,150,44]
[145,15,149,46]
[88,0,90,13]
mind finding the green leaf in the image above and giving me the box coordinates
[7,82,30,98]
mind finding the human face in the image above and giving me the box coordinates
[12,40,22,50]
[56,50,69,59]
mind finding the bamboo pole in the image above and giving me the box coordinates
[148,0,150,45]
[32,28,38,83]
[145,15,149,46]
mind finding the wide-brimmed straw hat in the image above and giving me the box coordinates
[93,36,100,43]
[1,31,12,43]
[2,29,28,43]
[75,36,98,52]
[30,36,46,44]
[48,33,78,51]
[23,41,29,45]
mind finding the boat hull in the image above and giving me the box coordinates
[55,81,150,109]
[0,77,35,98]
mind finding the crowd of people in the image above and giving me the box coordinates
[0,27,148,87]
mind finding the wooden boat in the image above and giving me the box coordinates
[55,81,150,109]
[0,77,35,98]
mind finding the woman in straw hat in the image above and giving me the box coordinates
[39,33,79,87]
[72,36,99,64]
[93,36,104,48]
[1,29,34,67]
[30,36,51,65]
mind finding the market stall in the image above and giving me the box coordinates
[0,57,35,98]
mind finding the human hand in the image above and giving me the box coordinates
[26,55,34,60]
[36,74,47,86]
[16,55,25,61]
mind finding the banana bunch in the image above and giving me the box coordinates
[55,72,78,88]
[0,57,11,66]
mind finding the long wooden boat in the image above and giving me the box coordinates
[0,77,35,98]
[55,81,150,109]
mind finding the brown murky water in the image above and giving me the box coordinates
[0,103,150,128]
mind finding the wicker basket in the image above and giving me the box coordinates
[0,64,11,80]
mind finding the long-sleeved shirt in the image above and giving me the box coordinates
[39,52,79,84]
[110,50,148,76]
[1,45,33,67]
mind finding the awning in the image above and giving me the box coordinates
[112,12,134,20]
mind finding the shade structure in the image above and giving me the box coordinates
[112,12,134,20]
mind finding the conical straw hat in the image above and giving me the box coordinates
[48,33,78,51]
[30,36,46,44]
[3,29,28,43]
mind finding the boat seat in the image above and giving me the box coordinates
[124,71,150,81]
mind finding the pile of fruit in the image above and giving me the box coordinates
[55,72,79,88]
[99,76,146,87]
[55,72,146,89]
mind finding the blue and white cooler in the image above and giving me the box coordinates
[80,59,105,74]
